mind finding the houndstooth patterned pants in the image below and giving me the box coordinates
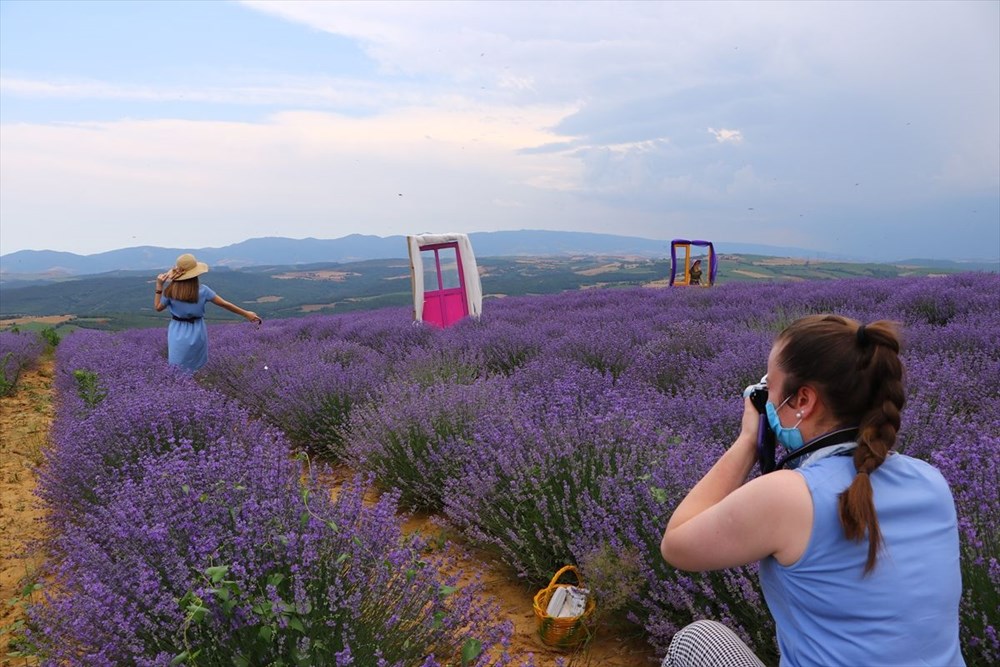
[662,620,767,667]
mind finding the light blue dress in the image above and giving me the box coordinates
[162,284,217,372]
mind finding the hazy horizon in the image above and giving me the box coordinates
[3,230,996,269]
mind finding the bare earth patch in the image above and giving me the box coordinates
[1,358,53,650]
[732,269,774,279]
[575,264,622,276]
[272,270,359,281]
[0,315,73,328]
[755,258,809,266]
[250,295,284,303]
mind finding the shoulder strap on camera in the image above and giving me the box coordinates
[777,427,860,470]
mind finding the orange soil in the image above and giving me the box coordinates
[1,359,53,661]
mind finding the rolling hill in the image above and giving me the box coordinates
[1,252,985,333]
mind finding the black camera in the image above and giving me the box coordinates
[743,375,778,473]
[744,375,769,414]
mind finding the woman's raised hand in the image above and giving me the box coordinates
[157,268,179,282]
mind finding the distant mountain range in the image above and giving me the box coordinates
[2,230,995,283]
[0,231,839,279]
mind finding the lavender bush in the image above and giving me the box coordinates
[32,326,518,665]
[34,460,514,665]
[0,329,46,396]
[572,455,776,659]
[347,376,513,511]
[41,329,272,531]
[443,358,674,583]
[932,432,1000,665]
[201,329,386,458]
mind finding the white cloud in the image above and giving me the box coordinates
[603,138,670,155]
[708,127,743,144]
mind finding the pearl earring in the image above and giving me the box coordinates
[795,411,803,419]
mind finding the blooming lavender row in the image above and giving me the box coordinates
[33,326,520,665]
[201,272,998,664]
[0,328,47,396]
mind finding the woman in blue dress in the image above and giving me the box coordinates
[153,253,262,372]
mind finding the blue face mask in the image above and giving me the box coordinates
[765,394,805,451]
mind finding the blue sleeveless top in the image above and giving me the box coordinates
[759,453,964,666]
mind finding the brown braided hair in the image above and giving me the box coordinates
[774,314,905,574]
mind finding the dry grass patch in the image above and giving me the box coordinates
[273,270,359,281]
[733,269,774,279]
[0,315,73,329]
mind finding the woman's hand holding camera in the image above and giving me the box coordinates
[739,396,762,449]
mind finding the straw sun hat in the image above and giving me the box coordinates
[174,253,209,281]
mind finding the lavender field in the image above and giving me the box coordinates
[31,273,999,665]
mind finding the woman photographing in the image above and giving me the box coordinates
[154,253,262,372]
[660,314,964,666]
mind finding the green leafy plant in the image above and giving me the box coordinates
[0,352,15,397]
[2,579,43,661]
[73,368,107,408]
[40,327,61,348]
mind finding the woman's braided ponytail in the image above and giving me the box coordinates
[775,315,905,574]
[837,321,904,574]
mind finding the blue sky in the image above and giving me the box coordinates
[1,0,997,261]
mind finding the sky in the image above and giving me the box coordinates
[1,0,998,261]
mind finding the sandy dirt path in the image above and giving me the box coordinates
[1,359,53,663]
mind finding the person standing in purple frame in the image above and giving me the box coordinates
[154,253,262,372]
[688,259,703,286]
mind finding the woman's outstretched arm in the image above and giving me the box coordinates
[210,295,262,324]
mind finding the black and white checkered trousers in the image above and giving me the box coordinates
[662,620,767,667]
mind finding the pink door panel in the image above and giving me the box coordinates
[420,243,469,328]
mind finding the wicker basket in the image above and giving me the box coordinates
[533,565,596,649]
